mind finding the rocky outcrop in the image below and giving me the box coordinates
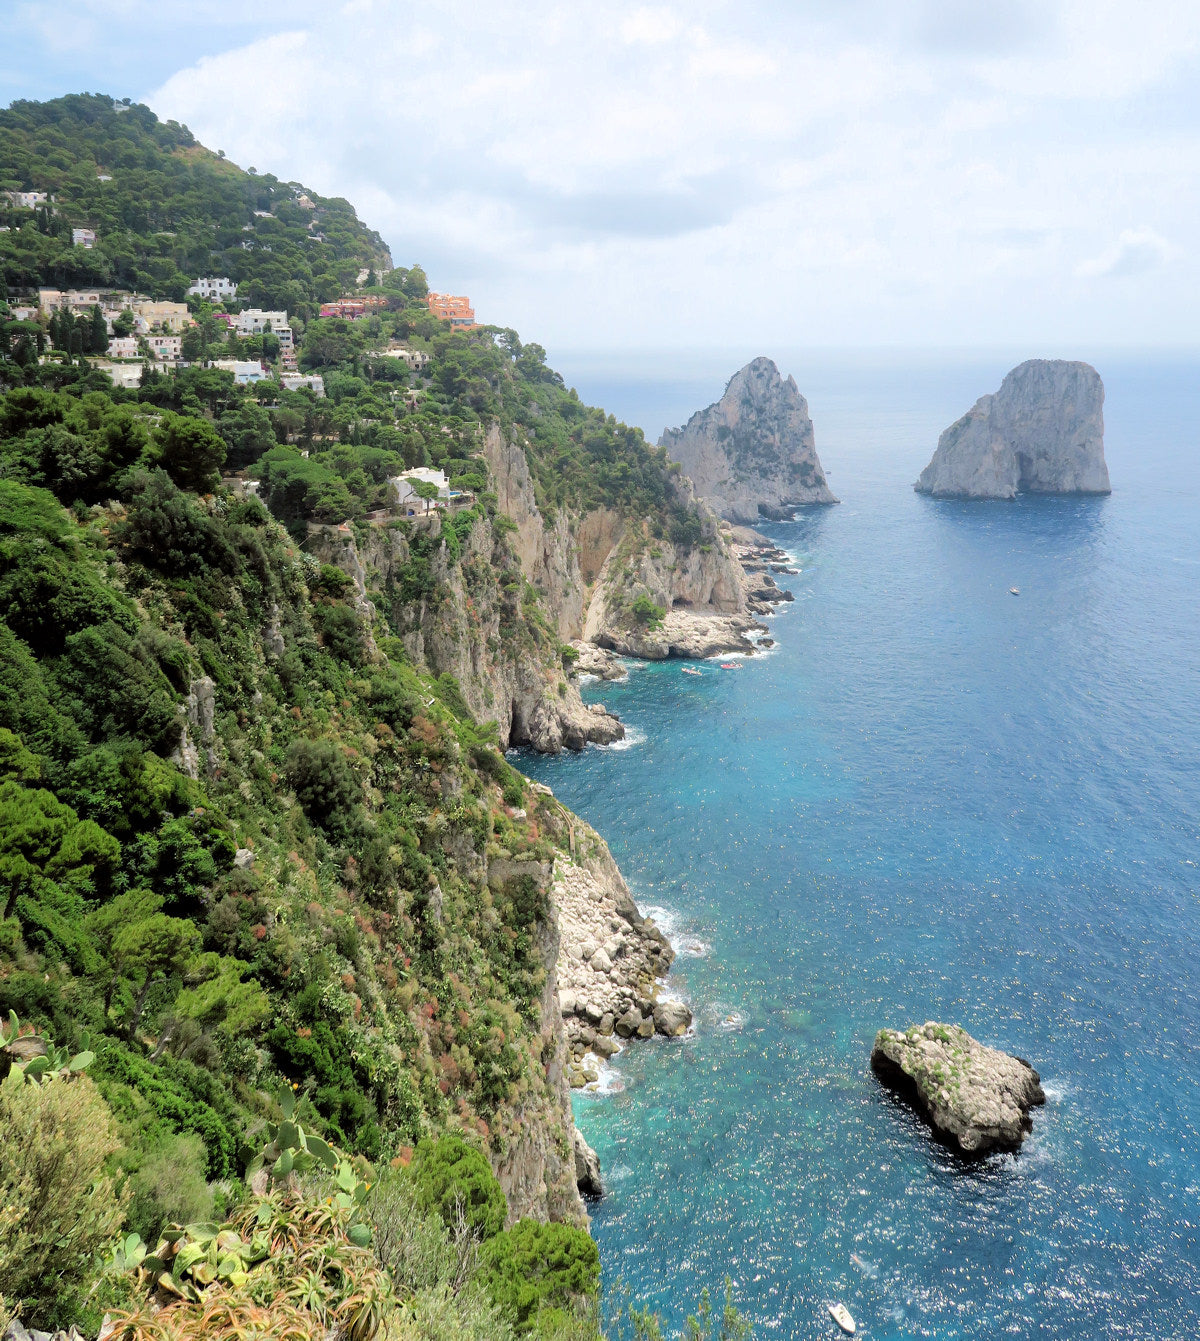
[871,1022,1046,1154]
[573,1129,603,1199]
[308,517,622,754]
[171,675,217,779]
[550,815,691,1083]
[598,608,764,660]
[480,423,785,667]
[481,423,593,641]
[915,359,1110,499]
[569,642,627,681]
[660,357,837,523]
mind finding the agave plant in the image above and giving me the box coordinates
[0,1010,94,1084]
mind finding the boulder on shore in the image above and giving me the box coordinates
[914,359,1109,499]
[871,1022,1045,1154]
[573,1128,603,1199]
[653,999,693,1038]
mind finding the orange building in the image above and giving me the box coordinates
[426,292,478,329]
[319,296,388,319]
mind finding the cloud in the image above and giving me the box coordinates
[1076,228,1181,278]
[132,0,1200,348]
[620,6,684,45]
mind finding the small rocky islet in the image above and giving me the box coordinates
[914,358,1110,499]
[871,1021,1046,1155]
[659,356,837,524]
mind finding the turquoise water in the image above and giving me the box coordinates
[521,355,1200,1340]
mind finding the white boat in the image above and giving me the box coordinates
[1009,587,1020,595]
[827,1301,856,1335]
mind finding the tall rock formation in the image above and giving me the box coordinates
[659,357,837,523]
[915,359,1110,499]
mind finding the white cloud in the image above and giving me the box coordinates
[142,0,1200,348]
[1076,228,1181,279]
[620,6,684,46]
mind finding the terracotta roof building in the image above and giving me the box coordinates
[426,293,477,329]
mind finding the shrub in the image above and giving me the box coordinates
[0,1070,128,1328]
[484,1219,600,1332]
[630,594,665,630]
[315,602,363,664]
[124,1132,214,1247]
[285,738,361,832]
[408,1133,507,1241]
[369,1171,479,1296]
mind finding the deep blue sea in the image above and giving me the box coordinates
[520,352,1200,1340]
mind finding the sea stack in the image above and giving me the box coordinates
[659,357,837,523]
[915,359,1110,499]
[871,1022,1046,1155]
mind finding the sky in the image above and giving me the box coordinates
[5,0,1200,351]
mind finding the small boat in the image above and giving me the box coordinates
[719,662,740,669]
[827,1301,856,1335]
[1009,587,1020,596]
[681,666,703,676]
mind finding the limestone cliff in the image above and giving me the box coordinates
[659,357,837,522]
[482,424,765,660]
[308,515,622,753]
[485,849,588,1225]
[915,359,1110,499]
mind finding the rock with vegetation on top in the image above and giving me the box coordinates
[871,1022,1046,1154]
[659,357,837,523]
[915,359,1110,498]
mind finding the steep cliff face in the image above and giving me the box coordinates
[481,423,589,642]
[485,851,588,1227]
[308,514,622,753]
[915,359,1110,499]
[659,357,837,522]
[482,425,755,658]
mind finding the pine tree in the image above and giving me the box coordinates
[89,304,108,355]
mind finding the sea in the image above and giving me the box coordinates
[518,350,1200,1340]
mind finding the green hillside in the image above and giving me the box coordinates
[0,94,740,1341]
[0,93,389,308]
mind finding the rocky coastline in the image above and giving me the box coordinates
[871,1022,1046,1154]
[546,813,693,1091]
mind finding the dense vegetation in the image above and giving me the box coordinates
[0,94,388,309]
[0,93,748,1340]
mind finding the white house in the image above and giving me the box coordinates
[235,308,289,336]
[9,305,39,322]
[371,345,430,372]
[234,361,268,385]
[107,336,139,359]
[5,191,49,209]
[97,361,144,390]
[72,227,97,248]
[148,335,182,361]
[187,276,238,302]
[281,373,326,397]
[390,468,450,513]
